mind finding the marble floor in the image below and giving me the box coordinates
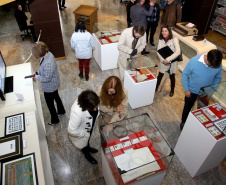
[0,0,226,185]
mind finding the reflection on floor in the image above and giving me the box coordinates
[0,0,226,185]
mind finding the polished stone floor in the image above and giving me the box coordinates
[0,0,226,185]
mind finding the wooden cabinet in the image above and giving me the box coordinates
[73,5,98,33]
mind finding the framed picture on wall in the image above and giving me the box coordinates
[5,113,25,135]
[0,133,23,162]
[1,153,39,185]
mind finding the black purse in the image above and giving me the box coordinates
[171,38,183,63]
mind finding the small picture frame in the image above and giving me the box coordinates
[0,133,23,162]
[1,153,39,185]
[5,113,25,135]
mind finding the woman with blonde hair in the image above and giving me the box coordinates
[97,76,128,124]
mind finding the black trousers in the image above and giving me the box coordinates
[146,21,158,44]
[156,72,175,92]
[58,0,65,8]
[127,20,132,28]
[181,93,198,123]
[44,90,65,123]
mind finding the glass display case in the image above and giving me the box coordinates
[100,113,174,185]
[126,55,157,83]
[192,81,226,139]
[93,20,126,44]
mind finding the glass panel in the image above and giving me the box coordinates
[100,114,174,185]
[126,56,157,83]
[93,20,126,44]
[194,81,226,140]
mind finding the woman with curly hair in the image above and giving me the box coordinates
[97,76,128,124]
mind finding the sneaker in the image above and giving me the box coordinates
[85,76,89,81]
[48,122,59,126]
[79,73,83,79]
[62,6,67,8]
[84,153,98,164]
[150,43,155,46]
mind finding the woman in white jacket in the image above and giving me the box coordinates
[68,90,100,164]
[71,19,95,81]
[156,26,180,97]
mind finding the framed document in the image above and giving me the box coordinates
[0,133,23,162]
[1,153,39,185]
[5,113,25,135]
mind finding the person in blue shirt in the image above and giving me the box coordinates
[180,49,223,131]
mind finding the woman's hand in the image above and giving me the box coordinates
[116,104,125,112]
[104,123,113,137]
[32,72,37,79]
[163,59,170,66]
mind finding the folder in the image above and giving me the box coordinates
[157,46,174,59]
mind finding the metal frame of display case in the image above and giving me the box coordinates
[175,81,226,177]
[100,113,174,185]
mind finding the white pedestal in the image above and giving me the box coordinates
[222,59,226,71]
[124,71,157,109]
[93,33,119,71]
[0,63,54,185]
[101,149,166,185]
[172,30,217,72]
[175,112,226,177]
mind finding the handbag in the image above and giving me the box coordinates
[171,38,183,63]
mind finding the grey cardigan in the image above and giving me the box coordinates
[36,52,60,92]
[130,3,154,29]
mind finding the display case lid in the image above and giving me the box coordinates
[93,20,126,33]
[126,55,157,70]
[126,56,157,83]
[100,113,174,180]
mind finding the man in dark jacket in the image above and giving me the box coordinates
[145,0,160,46]
[130,0,154,54]
[161,0,182,27]
[14,4,28,30]
[126,0,137,28]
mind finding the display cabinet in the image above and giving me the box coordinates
[175,81,226,177]
[100,113,174,185]
[73,5,98,34]
[93,20,127,71]
[124,56,157,109]
[210,0,226,36]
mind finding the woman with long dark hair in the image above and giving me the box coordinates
[70,19,94,81]
[155,25,180,97]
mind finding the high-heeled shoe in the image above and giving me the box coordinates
[169,91,174,97]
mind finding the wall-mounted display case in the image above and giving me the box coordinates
[93,20,126,71]
[100,113,174,185]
